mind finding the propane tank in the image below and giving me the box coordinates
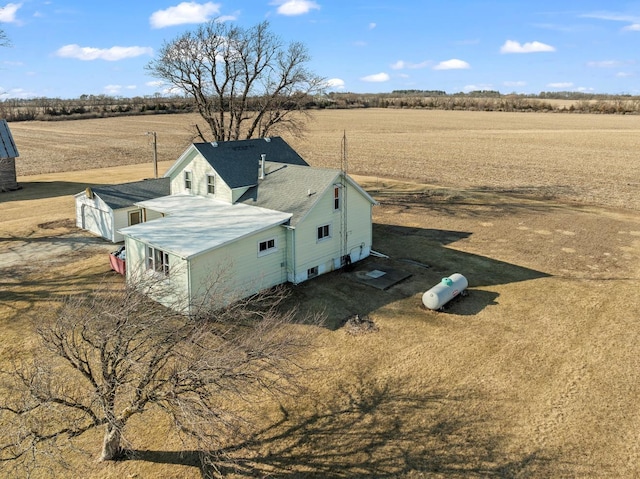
[422,273,468,310]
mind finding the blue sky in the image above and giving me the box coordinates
[0,1,639,99]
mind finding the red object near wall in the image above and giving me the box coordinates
[109,253,126,275]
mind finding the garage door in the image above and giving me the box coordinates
[82,204,112,241]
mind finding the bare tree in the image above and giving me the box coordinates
[0,29,8,48]
[0,277,317,476]
[146,20,326,142]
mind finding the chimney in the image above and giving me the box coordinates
[259,154,266,180]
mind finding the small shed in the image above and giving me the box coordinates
[0,119,20,192]
[75,178,170,243]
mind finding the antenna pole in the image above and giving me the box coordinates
[340,131,348,266]
[147,131,158,178]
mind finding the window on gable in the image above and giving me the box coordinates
[206,174,215,194]
[334,185,341,210]
[146,246,170,276]
[184,171,192,190]
[317,224,331,241]
[258,238,277,256]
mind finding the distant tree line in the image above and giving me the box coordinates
[2,90,640,122]
[0,95,196,122]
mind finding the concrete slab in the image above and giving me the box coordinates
[352,262,412,290]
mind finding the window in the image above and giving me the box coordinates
[146,246,170,276]
[129,210,142,226]
[206,174,215,194]
[307,266,318,278]
[258,238,277,256]
[317,224,331,241]
[334,185,341,210]
[184,171,192,190]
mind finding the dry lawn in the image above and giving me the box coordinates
[1,110,640,477]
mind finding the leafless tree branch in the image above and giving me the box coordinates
[146,20,325,142]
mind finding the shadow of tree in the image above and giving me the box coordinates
[127,375,555,478]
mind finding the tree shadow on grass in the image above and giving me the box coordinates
[127,375,558,478]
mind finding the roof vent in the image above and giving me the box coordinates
[211,142,218,147]
[264,137,271,142]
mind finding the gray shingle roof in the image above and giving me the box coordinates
[91,178,171,210]
[237,162,341,226]
[193,136,308,189]
[0,120,19,159]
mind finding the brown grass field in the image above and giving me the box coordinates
[1,109,640,477]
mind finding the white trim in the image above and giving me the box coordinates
[206,173,215,195]
[316,222,332,242]
[257,237,278,257]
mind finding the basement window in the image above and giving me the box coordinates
[307,266,318,279]
[146,246,170,276]
[258,238,277,257]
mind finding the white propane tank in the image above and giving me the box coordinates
[422,273,468,310]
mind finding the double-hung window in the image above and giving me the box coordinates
[334,185,341,210]
[206,174,215,195]
[258,238,277,256]
[146,246,170,276]
[317,224,331,241]
[184,171,192,190]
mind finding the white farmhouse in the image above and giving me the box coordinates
[119,137,377,312]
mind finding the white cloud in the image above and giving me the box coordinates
[587,60,621,68]
[463,83,493,92]
[500,40,556,54]
[361,72,390,82]
[433,59,470,70]
[547,82,574,88]
[623,23,640,31]
[616,71,634,78]
[325,78,345,90]
[0,87,33,99]
[270,0,320,16]
[581,12,639,22]
[56,45,153,61]
[391,60,430,70]
[0,2,22,23]
[369,22,376,29]
[150,2,221,28]
[504,81,527,87]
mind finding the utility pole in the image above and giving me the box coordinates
[146,131,158,178]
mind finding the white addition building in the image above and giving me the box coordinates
[118,137,377,312]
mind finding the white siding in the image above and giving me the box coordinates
[291,179,373,283]
[75,194,114,242]
[169,151,235,202]
[189,224,288,308]
[124,236,190,312]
